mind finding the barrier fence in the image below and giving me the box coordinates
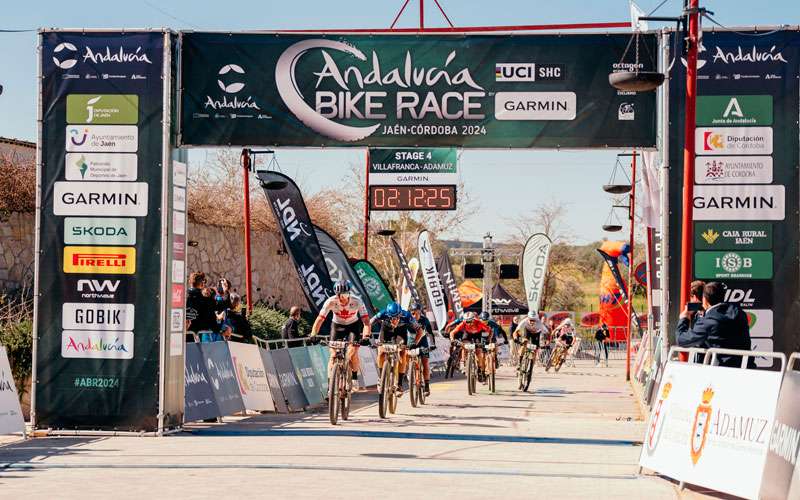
[639,346,800,500]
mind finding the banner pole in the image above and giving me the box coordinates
[242,149,254,314]
[364,149,370,260]
[679,0,700,312]
[627,150,637,382]
[419,0,424,30]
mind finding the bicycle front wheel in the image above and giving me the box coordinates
[378,360,391,419]
[328,362,341,425]
[388,360,398,414]
[342,368,352,421]
[409,360,418,408]
[524,357,534,392]
[488,357,496,394]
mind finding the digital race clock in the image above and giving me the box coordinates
[369,185,457,211]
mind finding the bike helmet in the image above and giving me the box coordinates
[527,311,538,319]
[385,301,402,318]
[479,311,490,322]
[409,302,423,312]
[333,280,352,295]
[464,312,476,323]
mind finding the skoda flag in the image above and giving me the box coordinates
[522,233,552,313]
[259,171,333,313]
[418,230,448,332]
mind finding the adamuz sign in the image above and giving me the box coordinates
[180,33,657,148]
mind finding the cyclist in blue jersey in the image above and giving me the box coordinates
[371,302,424,393]
[409,302,435,395]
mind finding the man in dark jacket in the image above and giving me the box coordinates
[281,306,303,347]
[677,281,752,368]
[185,271,219,343]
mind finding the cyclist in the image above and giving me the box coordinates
[512,311,549,365]
[409,302,434,395]
[450,312,493,382]
[480,311,507,344]
[554,318,576,352]
[371,301,424,394]
[310,280,371,382]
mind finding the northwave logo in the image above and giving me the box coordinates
[53,42,78,69]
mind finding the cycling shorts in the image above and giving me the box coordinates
[465,333,486,346]
[332,321,363,342]
[380,323,409,345]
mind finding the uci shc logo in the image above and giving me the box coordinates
[217,64,246,93]
[53,42,78,69]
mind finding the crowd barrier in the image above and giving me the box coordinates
[184,334,451,423]
[0,345,25,436]
[639,346,800,500]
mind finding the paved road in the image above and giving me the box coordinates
[0,359,704,499]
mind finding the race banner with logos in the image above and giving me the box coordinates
[34,31,172,431]
[391,238,421,305]
[353,260,394,312]
[0,346,25,435]
[400,257,420,309]
[640,360,783,499]
[436,251,464,319]
[522,233,552,313]
[759,365,800,500]
[418,230,448,331]
[179,33,657,148]
[314,226,375,316]
[259,171,333,314]
[665,29,800,360]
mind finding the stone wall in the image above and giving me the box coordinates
[186,221,306,310]
[0,212,306,311]
[0,212,34,293]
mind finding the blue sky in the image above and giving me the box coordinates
[1,0,796,243]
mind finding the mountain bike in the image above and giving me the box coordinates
[407,346,429,407]
[445,340,462,379]
[322,339,354,425]
[517,340,536,392]
[485,342,497,394]
[546,342,568,372]
[377,339,403,419]
[463,342,478,395]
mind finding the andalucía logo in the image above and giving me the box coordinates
[61,331,134,360]
[690,386,714,465]
[646,381,672,454]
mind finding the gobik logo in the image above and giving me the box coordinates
[53,42,78,69]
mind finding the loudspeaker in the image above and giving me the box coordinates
[464,263,483,278]
[499,264,519,279]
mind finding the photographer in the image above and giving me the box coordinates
[185,271,220,343]
[222,293,252,344]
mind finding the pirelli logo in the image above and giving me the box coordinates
[63,246,136,274]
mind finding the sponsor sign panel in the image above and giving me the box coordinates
[694,222,772,251]
[259,349,289,413]
[228,342,275,412]
[307,344,329,394]
[63,246,136,274]
[171,284,185,308]
[66,94,139,124]
[745,309,773,338]
[368,147,457,185]
[172,210,185,235]
[200,342,245,416]
[696,95,773,126]
[0,346,25,435]
[184,343,221,422]
[288,346,324,406]
[357,347,379,388]
[62,302,135,331]
[639,360,782,499]
[173,160,187,187]
[64,153,137,181]
[523,233,552,313]
[269,348,308,411]
[180,33,657,148]
[61,331,134,359]
[63,276,136,303]
[759,368,800,500]
[63,217,136,245]
[172,234,186,260]
[720,280,773,309]
[695,127,773,155]
[53,181,149,216]
[65,125,138,152]
[694,156,772,184]
[170,308,184,332]
[693,185,785,221]
[694,251,773,280]
[418,230,448,331]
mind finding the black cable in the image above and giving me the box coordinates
[646,0,674,17]
[703,14,789,37]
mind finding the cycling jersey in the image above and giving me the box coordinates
[318,295,368,325]
[559,333,575,346]
[452,320,493,343]
[515,317,548,344]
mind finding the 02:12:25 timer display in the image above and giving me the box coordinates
[369,185,457,211]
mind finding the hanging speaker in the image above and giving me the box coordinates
[499,264,519,279]
[463,264,484,279]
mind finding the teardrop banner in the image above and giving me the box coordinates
[522,233,552,313]
[391,237,421,305]
[314,225,375,316]
[418,230,448,332]
[400,257,420,309]
[353,259,395,312]
[436,251,464,319]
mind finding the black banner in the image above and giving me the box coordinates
[314,225,375,316]
[597,249,642,332]
[179,33,657,148]
[391,237,421,304]
[666,30,800,359]
[259,349,289,414]
[760,368,800,499]
[35,31,168,431]
[184,343,220,422]
[436,252,464,318]
[199,342,244,416]
[269,348,308,411]
[258,171,333,314]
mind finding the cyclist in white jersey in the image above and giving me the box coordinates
[311,280,371,381]
[513,311,549,365]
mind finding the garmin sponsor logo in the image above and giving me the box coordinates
[693,185,784,221]
[54,182,148,216]
[495,92,576,121]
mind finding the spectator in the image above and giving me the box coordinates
[677,281,752,368]
[595,322,610,367]
[281,306,303,347]
[185,271,220,343]
[222,293,252,344]
[213,277,233,316]
[687,280,706,327]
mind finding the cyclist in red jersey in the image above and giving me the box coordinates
[450,312,494,378]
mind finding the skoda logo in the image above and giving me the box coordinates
[53,42,78,69]
[217,64,246,93]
